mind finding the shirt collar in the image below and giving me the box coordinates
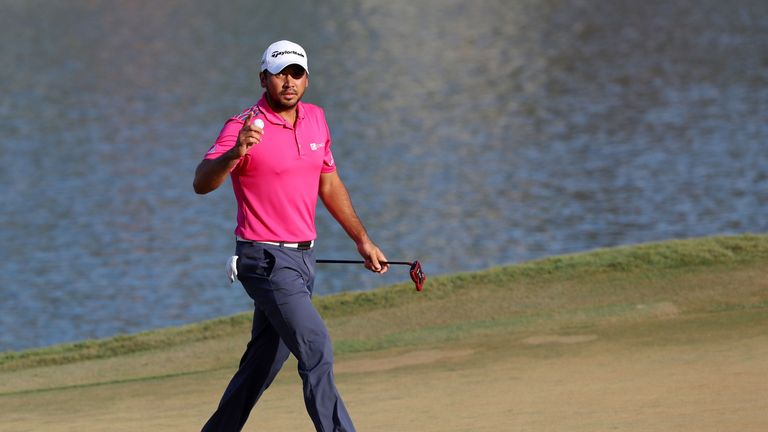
[257,93,305,127]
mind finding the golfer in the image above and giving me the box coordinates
[193,40,388,432]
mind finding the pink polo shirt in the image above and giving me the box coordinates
[204,95,336,242]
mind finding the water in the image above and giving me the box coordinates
[1,0,766,352]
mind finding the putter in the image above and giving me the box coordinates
[316,259,426,292]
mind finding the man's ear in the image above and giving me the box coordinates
[259,72,267,88]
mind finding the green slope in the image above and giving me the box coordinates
[2,234,766,379]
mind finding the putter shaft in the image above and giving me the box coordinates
[316,259,413,266]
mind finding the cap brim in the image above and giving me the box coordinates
[265,61,309,75]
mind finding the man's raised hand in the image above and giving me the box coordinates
[232,111,264,158]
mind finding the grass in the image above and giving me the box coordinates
[2,233,767,373]
[1,234,767,431]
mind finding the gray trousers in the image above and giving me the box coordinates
[202,241,355,432]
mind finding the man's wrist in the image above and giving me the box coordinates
[222,146,243,162]
[354,235,373,249]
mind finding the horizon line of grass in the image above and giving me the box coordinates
[2,233,766,371]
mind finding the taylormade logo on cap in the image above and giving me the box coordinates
[271,50,304,58]
[261,40,309,74]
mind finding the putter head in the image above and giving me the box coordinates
[409,261,426,291]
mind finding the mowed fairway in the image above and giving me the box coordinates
[2,235,767,431]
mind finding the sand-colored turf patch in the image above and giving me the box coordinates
[522,334,598,345]
[1,330,766,431]
[336,348,474,373]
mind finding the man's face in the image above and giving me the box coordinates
[260,64,308,111]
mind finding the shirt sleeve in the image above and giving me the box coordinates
[321,115,336,174]
[203,118,243,166]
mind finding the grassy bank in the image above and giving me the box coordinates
[2,233,766,373]
[1,234,767,431]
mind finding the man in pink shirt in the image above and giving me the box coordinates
[194,40,387,432]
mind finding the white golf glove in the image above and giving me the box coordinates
[226,255,239,283]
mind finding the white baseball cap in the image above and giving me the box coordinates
[260,40,309,74]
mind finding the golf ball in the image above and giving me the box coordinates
[253,119,265,129]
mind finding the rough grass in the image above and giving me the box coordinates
[2,233,766,373]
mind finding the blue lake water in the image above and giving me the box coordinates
[1,0,766,352]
